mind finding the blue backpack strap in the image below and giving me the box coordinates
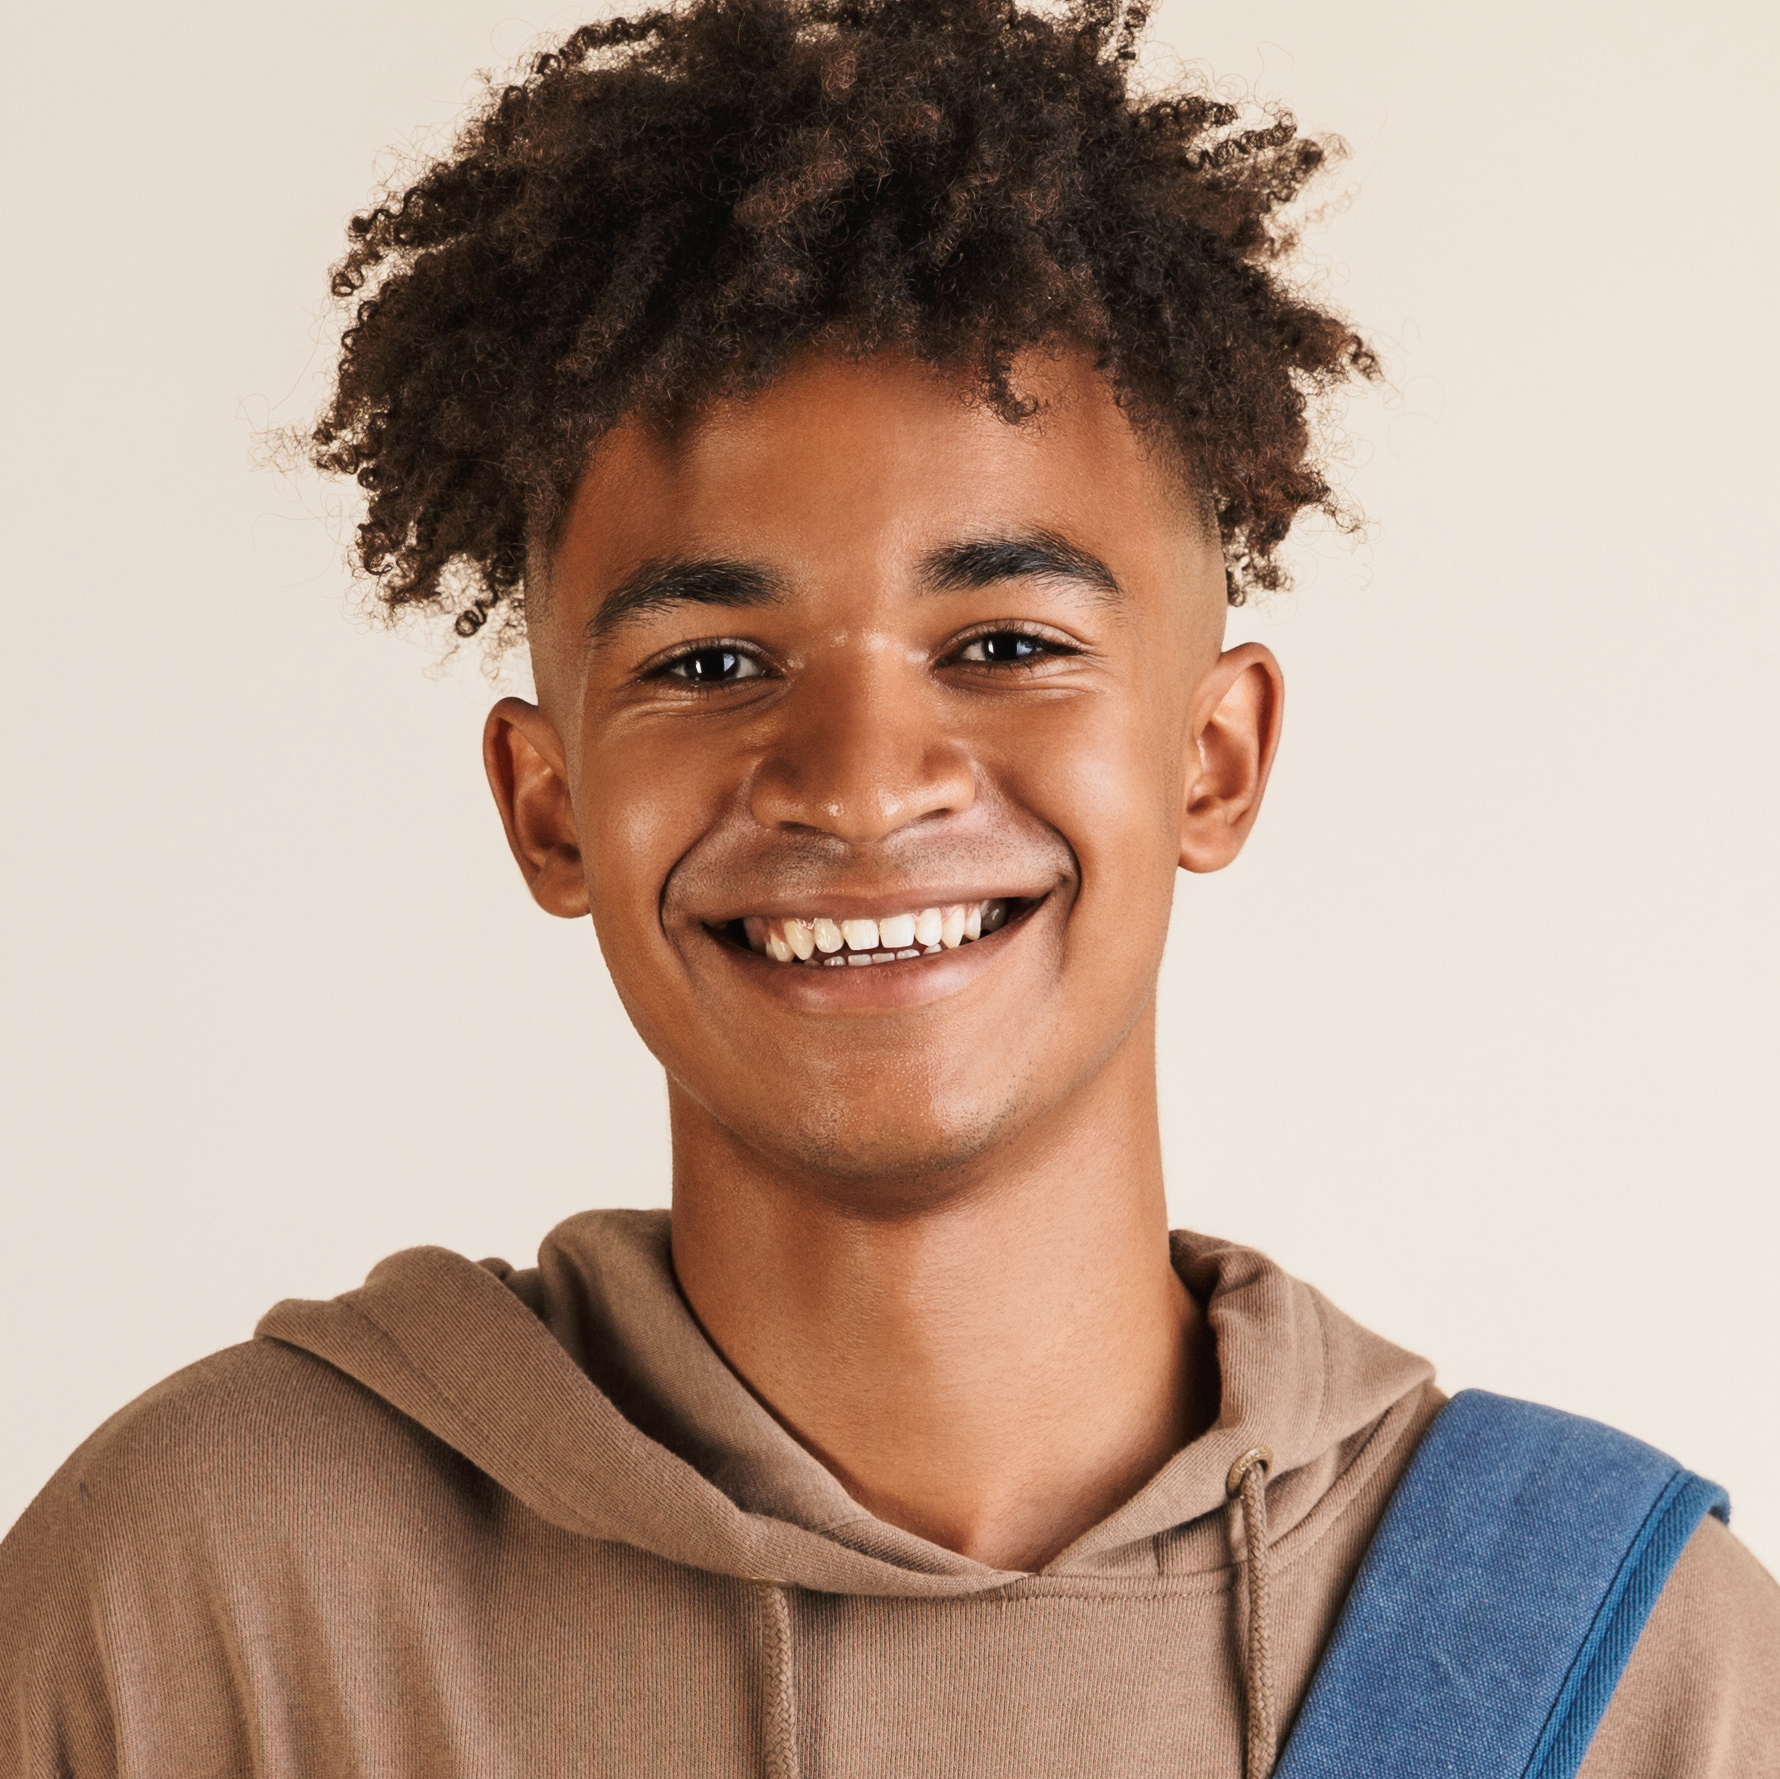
[1274,1389,1728,1779]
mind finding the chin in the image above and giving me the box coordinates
[734,1085,1028,1208]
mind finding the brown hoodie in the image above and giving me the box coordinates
[3,1211,1776,1776]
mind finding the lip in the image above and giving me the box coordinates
[690,892,1048,1012]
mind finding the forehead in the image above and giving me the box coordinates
[545,348,1212,608]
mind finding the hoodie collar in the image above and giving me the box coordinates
[256,1209,1431,1595]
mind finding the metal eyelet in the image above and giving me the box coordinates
[1227,1445,1275,1498]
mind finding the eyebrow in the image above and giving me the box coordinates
[586,557,786,642]
[918,530,1124,601]
[584,528,1121,642]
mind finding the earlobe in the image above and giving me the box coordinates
[482,698,591,918]
[1178,644,1284,874]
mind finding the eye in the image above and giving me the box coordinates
[954,630,1061,665]
[659,645,767,685]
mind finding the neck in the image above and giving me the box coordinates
[667,1020,1212,1571]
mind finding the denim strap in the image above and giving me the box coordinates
[1273,1389,1728,1779]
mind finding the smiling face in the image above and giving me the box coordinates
[487,347,1281,1196]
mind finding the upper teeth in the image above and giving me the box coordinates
[741,900,1010,966]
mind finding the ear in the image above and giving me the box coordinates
[482,698,591,918]
[1179,643,1284,874]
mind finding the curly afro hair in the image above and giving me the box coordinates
[309,0,1377,648]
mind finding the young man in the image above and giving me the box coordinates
[3,0,1776,1773]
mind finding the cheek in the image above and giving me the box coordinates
[576,727,727,944]
[995,692,1184,909]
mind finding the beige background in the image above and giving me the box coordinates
[2,0,1775,1572]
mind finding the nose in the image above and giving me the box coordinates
[749,653,976,843]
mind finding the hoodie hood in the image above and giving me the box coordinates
[256,1209,1432,1599]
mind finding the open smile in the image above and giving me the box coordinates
[707,897,1039,969]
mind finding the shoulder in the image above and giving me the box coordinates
[1582,1514,1780,1778]
[0,1338,499,1774]
[33,1336,460,1515]
[3,1336,484,1599]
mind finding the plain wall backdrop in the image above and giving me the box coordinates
[3,0,1775,1570]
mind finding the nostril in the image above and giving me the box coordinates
[747,736,976,843]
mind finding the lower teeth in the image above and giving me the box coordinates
[831,948,936,967]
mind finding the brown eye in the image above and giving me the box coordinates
[957,631,1052,664]
[663,646,765,684]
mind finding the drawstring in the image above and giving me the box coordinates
[751,1582,803,1779]
[1226,1445,1277,1779]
